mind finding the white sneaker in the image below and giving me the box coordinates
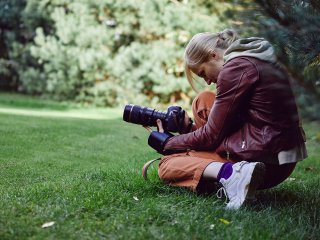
[217,161,265,210]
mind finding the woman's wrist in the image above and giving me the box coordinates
[186,118,194,132]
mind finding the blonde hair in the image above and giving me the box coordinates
[184,29,238,91]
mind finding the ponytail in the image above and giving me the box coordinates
[216,29,238,49]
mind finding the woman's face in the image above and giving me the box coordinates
[191,52,224,85]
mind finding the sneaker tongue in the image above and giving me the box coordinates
[235,161,247,171]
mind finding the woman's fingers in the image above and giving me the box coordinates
[143,119,164,133]
[156,119,164,133]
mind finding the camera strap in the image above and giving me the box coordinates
[142,157,161,180]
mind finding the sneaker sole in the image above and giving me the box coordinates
[245,162,266,204]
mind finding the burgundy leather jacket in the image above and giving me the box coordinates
[164,57,306,161]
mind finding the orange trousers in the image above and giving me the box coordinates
[158,91,296,192]
[158,91,233,192]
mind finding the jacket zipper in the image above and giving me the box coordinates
[224,138,230,160]
[241,126,246,149]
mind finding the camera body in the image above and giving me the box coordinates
[123,104,185,132]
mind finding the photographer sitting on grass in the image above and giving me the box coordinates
[143,29,307,210]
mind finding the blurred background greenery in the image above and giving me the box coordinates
[0,0,319,119]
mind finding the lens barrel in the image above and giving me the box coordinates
[123,104,167,127]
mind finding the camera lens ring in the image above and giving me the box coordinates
[128,104,134,122]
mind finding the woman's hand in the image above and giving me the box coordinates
[183,111,191,129]
[179,111,193,134]
[143,119,164,133]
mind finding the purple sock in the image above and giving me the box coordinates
[217,163,234,181]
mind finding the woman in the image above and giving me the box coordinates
[146,29,307,210]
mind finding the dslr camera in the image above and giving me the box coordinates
[123,104,188,133]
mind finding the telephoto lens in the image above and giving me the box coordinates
[123,104,167,128]
[123,104,186,132]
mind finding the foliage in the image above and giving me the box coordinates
[0,0,230,108]
[0,0,26,90]
[1,0,319,119]
[224,0,320,119]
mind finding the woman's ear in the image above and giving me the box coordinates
[208,51,217,61]
[209,51,217,60]
[210,50,223,61]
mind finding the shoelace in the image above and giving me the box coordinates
[216,187,228,203]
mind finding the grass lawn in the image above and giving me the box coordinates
[0,93,319,239]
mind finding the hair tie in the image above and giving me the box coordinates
[218,32,225,41]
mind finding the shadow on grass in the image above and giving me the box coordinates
[0,92,72,110]
[249,186,320,216]
[257,188,303,205]
[142,176,319,213]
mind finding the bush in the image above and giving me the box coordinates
[2,0,229,107]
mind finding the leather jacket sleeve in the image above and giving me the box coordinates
[164,59,259,152]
